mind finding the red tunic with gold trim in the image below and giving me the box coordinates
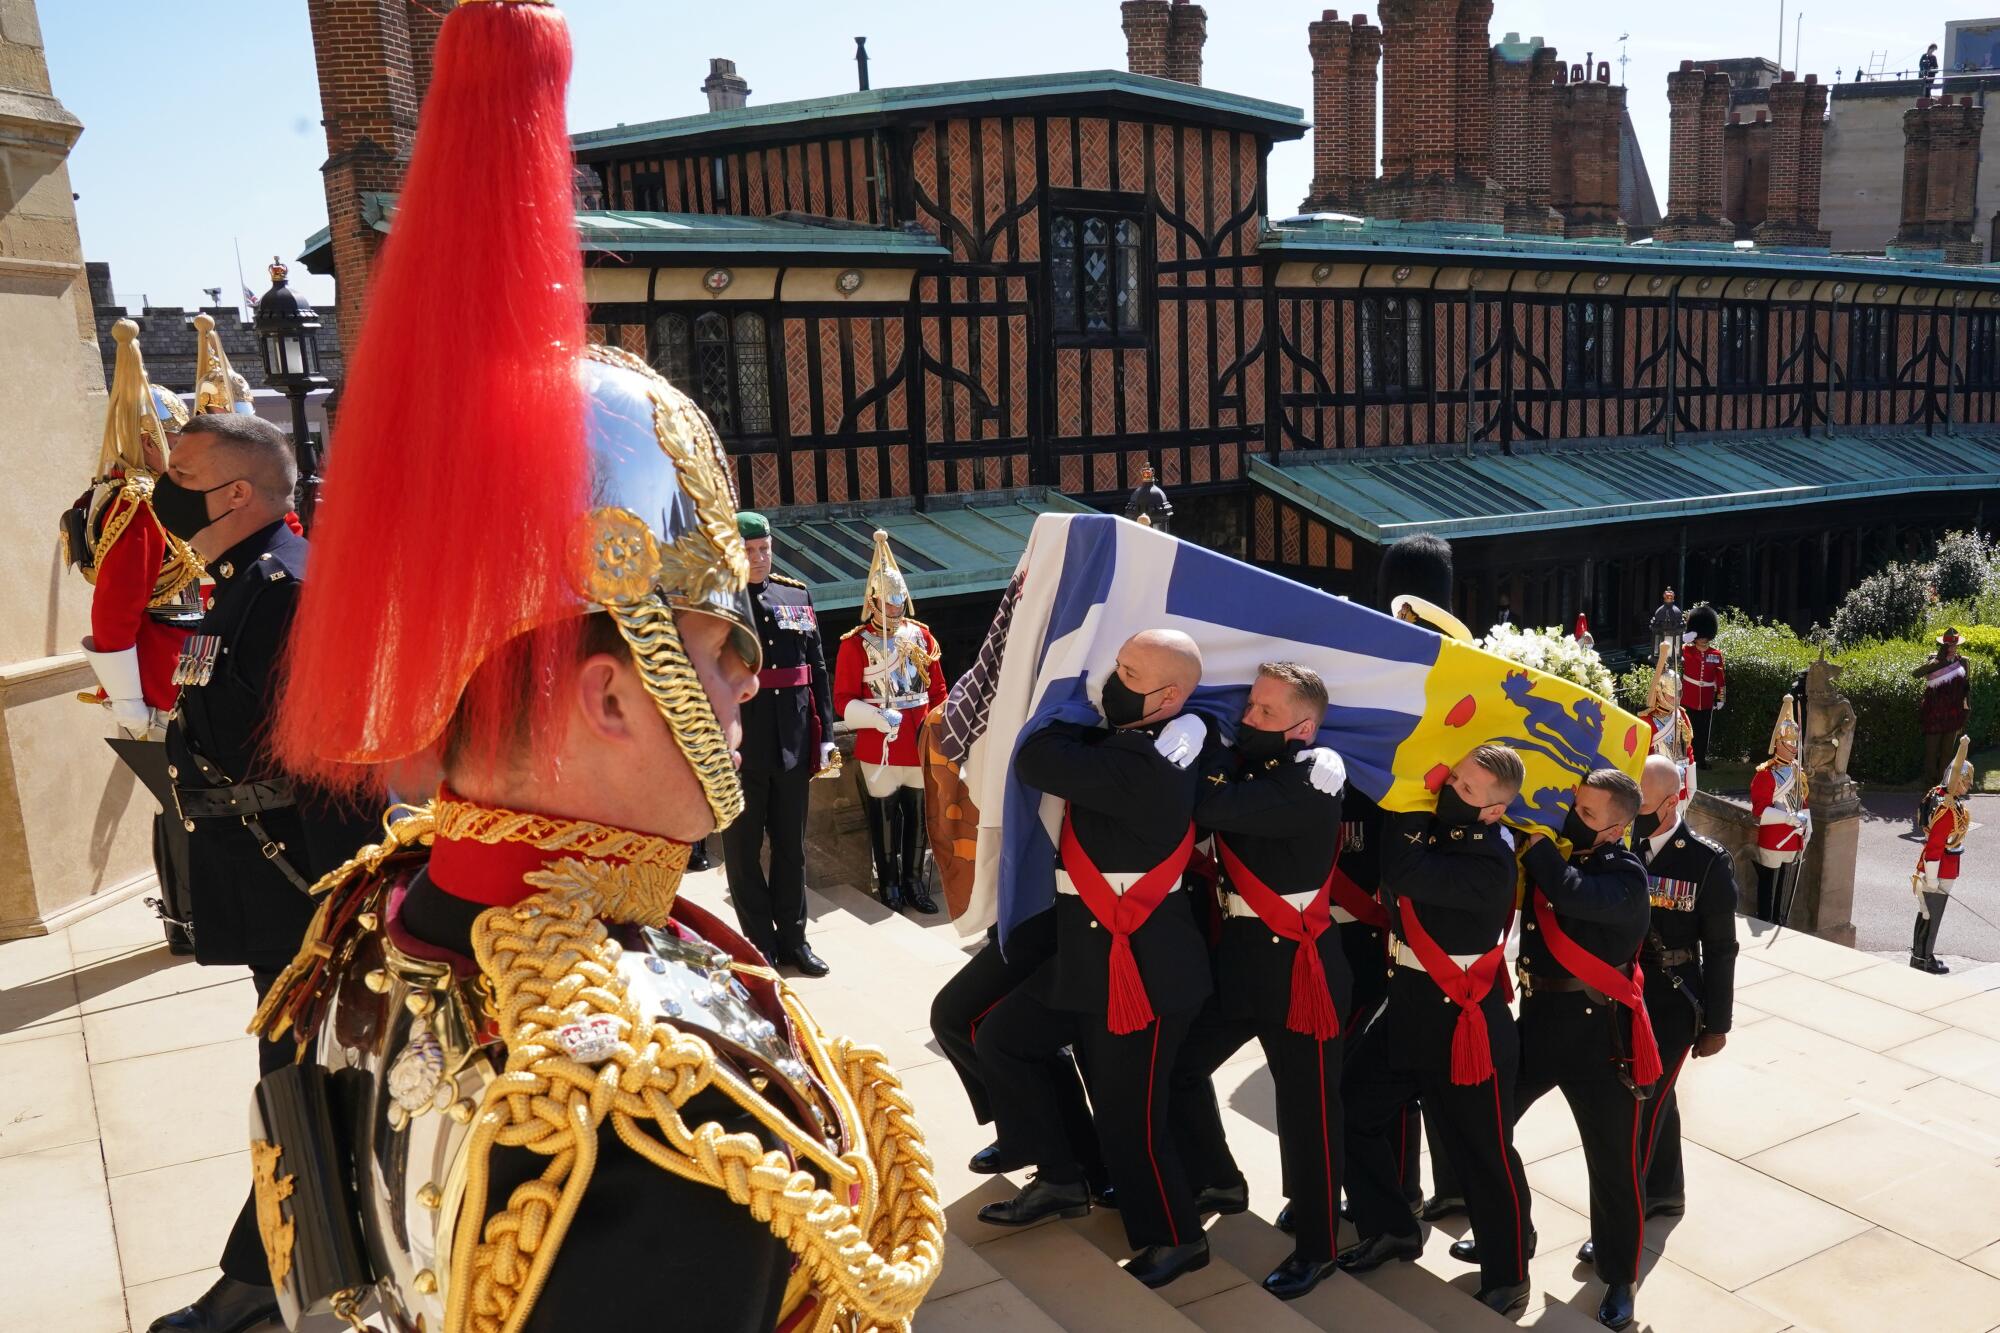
[833,619,946,767]
[1749,759,1809,857]
[1680,643,1725,713]
[83,477,201,711]
[1921,792,1969,884]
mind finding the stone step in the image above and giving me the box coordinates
[1062,1204,1326,1333]
[1202,1212,1439,1333]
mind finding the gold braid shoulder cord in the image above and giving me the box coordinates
[85,476,204,605]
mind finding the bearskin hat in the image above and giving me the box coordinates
[1686,604,1720,640]
[1376,533,1454,615]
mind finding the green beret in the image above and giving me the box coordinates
[736,511,771,540]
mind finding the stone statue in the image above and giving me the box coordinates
[1804,650,1857,782]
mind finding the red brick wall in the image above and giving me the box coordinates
[1370,0,1504,223]
[1550,70,1625,238]
[1657,63,1734,242]
[1757,74,1830,246]
[1898,96,1987,260]
[1723,113,1771,235]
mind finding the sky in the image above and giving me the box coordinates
[41,0,1950,312]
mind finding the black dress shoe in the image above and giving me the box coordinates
[1196,1180,1249,1217]
[1577,1238,1596,1265]
[1598,1281,1635,1329]
[1092,1181,1119,1210]
[1477,1280,1532,1317]
[905,886,941,915]
[1125,1237,1210,1288]
[1276,1202,1295,1234]
[969,1143,1030,1175]
[1645,1195,1685,1219]
[1926,957,1952,975]
[1448,1230,1536,1265]
[147,1276,279,1333]
[978,1176,1091,1227]
[1420,1193,1467,1222]
[1335,1231,1423,1273]
[686,839,710,871]
[783,943,831,977]
[1263,1251,1338,1300]
[879,881,905,911]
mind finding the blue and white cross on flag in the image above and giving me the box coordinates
[929,513,1646,943]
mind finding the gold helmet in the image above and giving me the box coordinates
[1768,694,1801,756]
[99,319,188,477]
[1946,734,1975,797]
[861,528,913,623]
[1648,640,1681,715]
[192,313,255,415]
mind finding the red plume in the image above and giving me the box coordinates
[275,0,586,792]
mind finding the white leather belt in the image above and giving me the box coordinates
[1222,889,1321,920]
[1392,940,1488,970]
[1056,869,1155,897]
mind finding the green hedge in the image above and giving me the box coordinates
[1619,612,1998,783]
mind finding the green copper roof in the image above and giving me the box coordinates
[1264,216,2000,288]
[1249,430,2000,543]
[767,487,1094,611]
[575,212,948,256]
[573,70,1306,153]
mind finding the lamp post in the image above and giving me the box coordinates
[1124,462,1173,533]
[252,257,327,525]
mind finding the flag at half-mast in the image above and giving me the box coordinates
[928,514,1646,942]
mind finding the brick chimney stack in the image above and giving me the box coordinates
[1369,0,1504,223]
[1550,60,1626,238]
[308,0,452,358]
[1303,11,1382,212]
[1122,0,1171,78]
[1166,0,1207,85]
[1756,72,1830,248]
[1656,61,1734,242]
[702,58,751,111]
[1488,35,1563,234]
[1722,108,1770,235]
[1896,95,1986,264]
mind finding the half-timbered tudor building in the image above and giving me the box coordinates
[302,3,2000,659]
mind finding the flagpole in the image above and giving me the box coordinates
[234,237,250,322]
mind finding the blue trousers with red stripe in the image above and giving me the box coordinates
[978,988,1200,1250]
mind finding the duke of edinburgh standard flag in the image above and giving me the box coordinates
[934,514,1647,944]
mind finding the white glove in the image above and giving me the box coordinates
[819,741,838,767]
[1154,714,1206,770]
[1797,809,1813,837]
[841,699,901,735]
[1922,861,1942,893]
[82,641,153,740]
[1295,746,1346,796]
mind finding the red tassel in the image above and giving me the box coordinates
[1449,1006,1496,1086]
[1629,973,1665,1086]
[1285,941,1342,1042]
[274,1,586,791]
[1105,934,1156,1036]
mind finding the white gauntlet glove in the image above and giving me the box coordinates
[1922,861,1942,894]
[842,699,903,736]
[82,642,155,740]
[1295,746,1347,796]
[1154,714,1206,770]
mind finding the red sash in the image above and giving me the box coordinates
[1060,808,1196,1035]
[1216,841,1342,1041]
[757,664,812,689]
[1396,898,1510,1085]
[1329,866,1390,929]
[1529,889,1665,1086]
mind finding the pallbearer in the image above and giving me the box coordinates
[1169,662,1350,1300]
[1911,736,1975,974]
[835,530,948,914]
[1749,696,1811,923]
[1628,754,1738,1223]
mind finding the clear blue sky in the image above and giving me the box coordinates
[42,0,1938,312]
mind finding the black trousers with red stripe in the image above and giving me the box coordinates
[1341,921,1425,1207]
[930,932,1104,1180]
[1343,994,1533,1293]
[1639,968,1704,1204]
[978,987,1200,1250]
[1170,1007,1346,1260]
[1517,991,1649,1286]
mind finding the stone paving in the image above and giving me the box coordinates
[11,869,2000,1332]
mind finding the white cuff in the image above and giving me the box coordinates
[842,699,894,732]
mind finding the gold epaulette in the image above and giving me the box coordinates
[85,474,206,604]
[767,572,808,589]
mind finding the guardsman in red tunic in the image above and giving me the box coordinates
[1169,662,1349,1299]
[1749,696,1811,923]
[1643,640,1696,802]
[67,320,204,737]
[1912,736,1975,973]
[975,629,1216,1289]
[834,530,948,913]
[1680,605,1725,765]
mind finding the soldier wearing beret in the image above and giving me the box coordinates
[723,511,837,976]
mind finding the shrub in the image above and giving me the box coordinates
[1929,529,1999,605]
[1827,560,1934,649]
[1833,641,1998,784]
[1958,624,2000,667]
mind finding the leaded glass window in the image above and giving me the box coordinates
[1719,304,1766,388]
[1358,296,1427,394]
[652,313,691,388]
[1846,306,1896,389]
[733,311,771,434]
[1050,206,1147,342]
[1565,301,1620,390]
[650,307,775,437]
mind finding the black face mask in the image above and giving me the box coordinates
[1435,784,1485,825]
[152,475,237,542]
[1561,807,1605,853]
[1630,808,1664,843]
[1101,674,1165,728]
[1235,722,1291,762]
